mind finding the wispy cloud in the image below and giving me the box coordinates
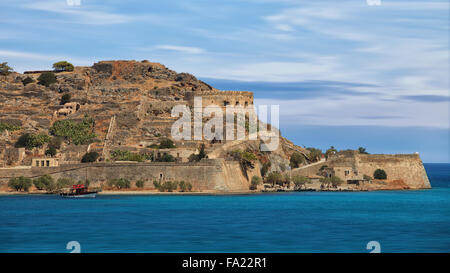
[152,45,206,55]
[19,0,141,25]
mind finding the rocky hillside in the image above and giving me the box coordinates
[0,60,307,170]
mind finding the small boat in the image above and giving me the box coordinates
[60,184,100,198]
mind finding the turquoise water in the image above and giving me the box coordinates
[0,163,449,253]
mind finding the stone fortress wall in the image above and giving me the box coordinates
[185,90,254,108]
[291,152,431,189]
[0,159,259,192]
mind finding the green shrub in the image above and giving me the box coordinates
[8,176,32,192]
[179,181,193,192]
[110,150,150,162]
[60,94,71,105]
[0,62,13,76]
[0,122,21,133]
[15,133,50,150]
[325,146,337,159]
[330,176,344,187]
[45,147,57,157]
[161,181,178,192]
[293,175,310,189]
[229,150,257,176]
[33,175,55,192]
[260,161,271,177]
[266,172,283,186]
[108,178,131,189]
[53,61,74,72]
[290,152,305,169]
[37,72,57,87]
[358,147,369,154]
[48,136,63,150]
[158,138,175,149]
[374,169,387,180]
[188,144,207,162]
[307,147,323,162]
[250,176,262,190]
[363,174,372,181]
[56,178,74,189]
[81,151,99,163]
[154,154,176,162]
[136,180,145,188]
[50,116,96,145]
[320,175,344,188]
[154,181,182,192]
[21,76,34,86]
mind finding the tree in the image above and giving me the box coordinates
[153,181,161,190]
[56,178,74,189]
[325,146,337,159]
[293,175,310,189]
[49,136,63,150]
[108,178,131,189]
[15,133,51,150]
[136,180,145,188]
[363,174,372,181]
[330,176,344,188]
[250,176,262,190]
[154,154,175,162]
[307,147,322,162]
[358,147,369,154]
[179,181,187,192]
[37,72,57,87]
[81,151,99,163]
[188,144,207,162]
[60,94,71,105]
[9,176,32,192]
[374,169,387,180]
[158,138,175,149]
[33,175,55,192]
[22,76,34,86]
[53,61,74,72]
[45,146,57,157]
[266,172,283,187]
[157,181,178,192]
[290,152,305,169]
[260,161,271,177]
[0,62,13,76]
[283,173,291,188]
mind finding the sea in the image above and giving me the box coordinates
[0,163,448,253]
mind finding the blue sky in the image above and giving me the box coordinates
[0,0,449,162]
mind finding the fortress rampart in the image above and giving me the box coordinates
[292,153,430,189]
[185,90,254,108]
[0,159,257,192]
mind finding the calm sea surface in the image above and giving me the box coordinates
[0,163,448,253]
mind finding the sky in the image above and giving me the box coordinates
[0,0,449,162]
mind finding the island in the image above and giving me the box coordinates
[0,60,430,194]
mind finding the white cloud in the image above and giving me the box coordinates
[20,0,138,25]
[255,95,449,128]
[153,45,206,55]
